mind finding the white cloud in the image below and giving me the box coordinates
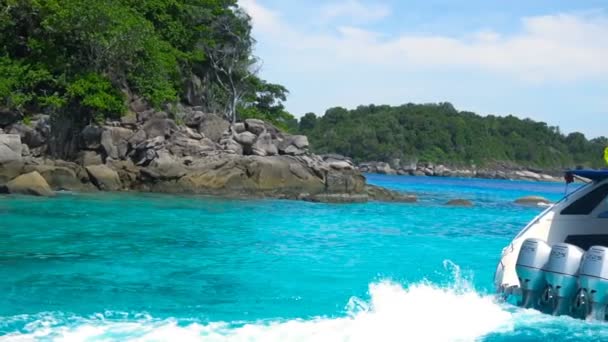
[239,0,608,83]
[238,0,284,35]
[320,0,391,23]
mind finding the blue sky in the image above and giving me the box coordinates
[239,0,608,138]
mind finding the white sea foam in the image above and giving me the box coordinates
[1,278,516,342]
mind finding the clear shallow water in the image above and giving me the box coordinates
[0,175,603,341]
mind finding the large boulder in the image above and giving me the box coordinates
[290,135,309,149]
[85,165,122,191]
[198,113,230,142]
[7,123,46,148]
[243,118,282,138]
[101,126,133,159]
[106,159,139,188]
[328,160,354,170]
[252,133,278,156]
[128,129,147,147]
[23,164,92,191]
[132,136,165,166]
[167,136,216,157]
[77,150,103,166]
[5,171,54,196]
[326,170,366,193]
[245,119,266,135]
[180,126,204,140]
[0,109,22,127]
[141,150,187,180]
[183,111,205,127]
[278,135,309,156]
[0,160,24,183]
[220,137,243,155]
[233,122,246,133]
[234,131,257,146]
[80,125,104,150]
[174,155,325,196]
[143,118,178,139]
[0,134,23,163]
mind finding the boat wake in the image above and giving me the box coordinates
[1,262,606,341]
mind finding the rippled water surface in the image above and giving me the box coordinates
[2,175,604,341]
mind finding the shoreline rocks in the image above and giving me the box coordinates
[358,161,563,183]
[0,107,410,203]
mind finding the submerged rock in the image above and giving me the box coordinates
[365,184,417,202]
[515,196,552,206]
[446,199,474,207]
[304,193,368,203]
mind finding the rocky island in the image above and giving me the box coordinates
[0,105,415,203]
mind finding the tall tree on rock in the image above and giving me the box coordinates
[204,8,258,123]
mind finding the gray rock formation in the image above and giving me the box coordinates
[234,131,256,146]
[0,134,23,163]
[81,125,104,150]
[143,118,178,139]
[252,132,278,156]
[101,126,133,159]
[198,113,230,142]
[7,123,46,148]
[78,151,103,166]
[1,106,406,202]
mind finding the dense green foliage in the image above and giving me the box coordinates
[0,0,293,125]
[299,103,608,168]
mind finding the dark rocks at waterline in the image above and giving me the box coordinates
[514,196,552,206]
[365,184,417,203]
[358,161,561,182]
[446,199,474,207]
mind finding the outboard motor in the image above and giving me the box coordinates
[515,238,552,309]
[578,246,608,321]
[542,243,584,315]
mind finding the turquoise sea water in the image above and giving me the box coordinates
[1,174,605,341]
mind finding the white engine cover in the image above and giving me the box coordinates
[515,238,552,291]
[579,246,608,305]
[544,243,584,297]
